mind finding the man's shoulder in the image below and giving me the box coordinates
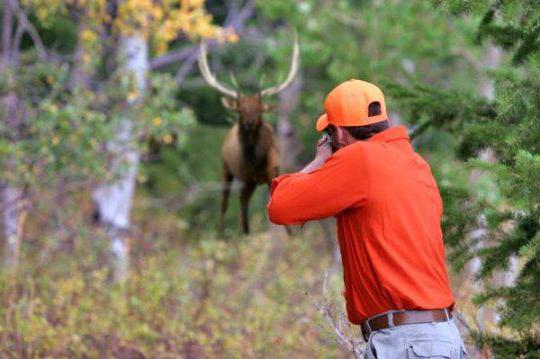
[335,140,378,158]
[330,141,372,169]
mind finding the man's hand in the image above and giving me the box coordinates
[316,134,333,159]
[300,134,333,173]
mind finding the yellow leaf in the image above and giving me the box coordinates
[162,134,173,144]
[127,91,138,102]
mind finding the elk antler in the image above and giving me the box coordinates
[198,40,238,99]
[260,34,300,97]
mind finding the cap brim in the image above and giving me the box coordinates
[316,114,329,132]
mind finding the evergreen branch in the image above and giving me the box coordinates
[470,330,540,357]
[512,20,540,65]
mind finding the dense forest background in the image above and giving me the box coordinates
[0,0,539,357]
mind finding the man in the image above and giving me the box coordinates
[267,79,467,358]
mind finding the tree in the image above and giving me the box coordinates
[0,0,48,269]
[388,1,540,355]
[48,0,234,281]
[0,0,234,279]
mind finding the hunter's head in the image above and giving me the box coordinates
[317,79,390,151]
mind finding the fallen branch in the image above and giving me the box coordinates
[309,270,365,358]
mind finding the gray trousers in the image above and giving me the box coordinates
[364,318,468,358]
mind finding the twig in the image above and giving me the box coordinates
[451,47,483,71]
[11,21,24,64]
[175,0,254,84]
[136,181,243,211]
[8,0,48,61]
[309,270,365,358]
[151,0,254,76]
[454,311,472,335]
[150,46,195,71]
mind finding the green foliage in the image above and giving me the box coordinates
[470,330,540,358]
[142,125,271,235]
[394,1,540,353]
[0,226,344,357]
[0,63,192,192]
[255,0,480,161]
[3,0,540,355]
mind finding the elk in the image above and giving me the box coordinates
[198,37,299,234]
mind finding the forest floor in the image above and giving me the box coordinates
[0,185,486,358]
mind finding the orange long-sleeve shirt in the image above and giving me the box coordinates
[267,125,454,324]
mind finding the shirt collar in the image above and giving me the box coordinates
[367,125,410,143]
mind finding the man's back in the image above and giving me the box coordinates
[270,79,466,358]
[268,125,454,323]
[334,126,454,323]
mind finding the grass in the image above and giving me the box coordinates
[0,212,350,357]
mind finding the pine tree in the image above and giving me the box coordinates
[388,1,540,356]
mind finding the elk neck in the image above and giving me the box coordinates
[238,121,264,165]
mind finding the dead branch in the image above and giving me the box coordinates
[309,270,365,358]
[176,0,254,84]
[150,0,254,77]
[7,0,48,61]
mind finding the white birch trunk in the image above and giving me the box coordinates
[1,182,23,269]
[92,34,148,282]
[1,90,24,271]
[0,2,21,271]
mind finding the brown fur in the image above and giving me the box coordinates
[219,94,281,234]
[198,38,299,235]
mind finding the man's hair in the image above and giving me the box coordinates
[344,120,389,140]
[326,102,389,140]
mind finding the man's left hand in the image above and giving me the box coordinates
[316,134,333,160]
[300,135,333,174]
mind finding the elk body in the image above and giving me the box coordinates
[198,38,299,234]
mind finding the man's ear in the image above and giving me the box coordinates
[221,97,237,110]
[261,103,275,113]
[336,126,347,145]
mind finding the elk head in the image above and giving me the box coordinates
[198,36,299,132]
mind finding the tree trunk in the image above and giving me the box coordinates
[277,77,302,172]
[69,21,91,90]
[92,34,148,282]
[0,93,25,272]
[1,181,24,269]
[0,2,25,270]
[268,77,302,237]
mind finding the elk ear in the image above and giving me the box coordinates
[221,96,237,110]
[261,103,275,113]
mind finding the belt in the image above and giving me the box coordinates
[360,308,452,341]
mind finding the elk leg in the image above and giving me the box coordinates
[220,165,234,234]
[240,182,256,235]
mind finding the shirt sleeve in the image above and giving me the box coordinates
[267,147,368,225]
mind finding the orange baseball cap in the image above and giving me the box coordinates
[316,79,388,132]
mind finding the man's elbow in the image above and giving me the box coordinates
[267,199,302,225]
[267,200,287,225]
